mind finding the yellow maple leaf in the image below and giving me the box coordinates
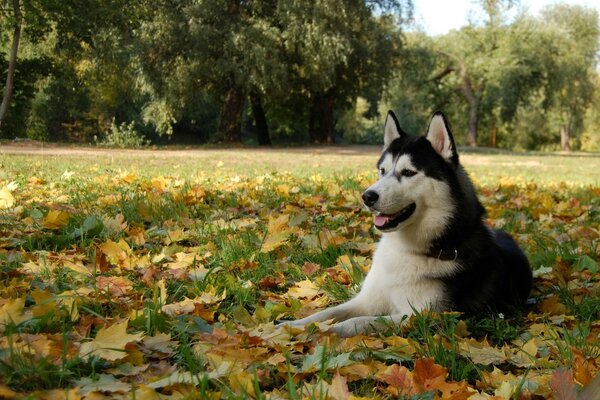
[31,289,56,317]
[261,214,293,252]
[161,286,225,317]
[228,370,256,398]
[287,279,321,299]
[0,298,32,330]
[99,239,133,269]
[42,210,71,230]
[510,338,538,367]
[458,338,507,365]
[0,186,15,209]
[79,319,144,361]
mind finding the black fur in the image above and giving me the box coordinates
[382,111,532,315]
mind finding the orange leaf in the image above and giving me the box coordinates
[550,367,577,400]
[376,364,417,396]
[413,358,448,392]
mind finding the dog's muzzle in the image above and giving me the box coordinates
[362,190,379,207]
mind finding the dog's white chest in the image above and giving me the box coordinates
[357,234,448,316]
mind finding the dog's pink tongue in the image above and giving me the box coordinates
[374,214,389,226]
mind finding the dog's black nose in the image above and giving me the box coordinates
[362,190,379,207]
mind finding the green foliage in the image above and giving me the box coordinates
[97,119,150,148]
[1,1,599,149]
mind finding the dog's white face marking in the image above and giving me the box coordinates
[366,153,454,244]
[370,154,419,214]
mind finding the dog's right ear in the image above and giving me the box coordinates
[384,110,405,148]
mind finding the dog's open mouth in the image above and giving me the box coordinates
[373,203,416,230]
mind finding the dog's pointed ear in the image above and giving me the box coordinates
[426,112,458,163]
[384,110,405,148]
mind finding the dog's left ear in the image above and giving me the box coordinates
[426,112,458,164]
[383,110,405,148]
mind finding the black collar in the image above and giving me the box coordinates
[426,247,458,261]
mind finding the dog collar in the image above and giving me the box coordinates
[427,248,458,261]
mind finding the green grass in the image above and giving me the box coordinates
[1,145,599,185]
[0,145,598,398]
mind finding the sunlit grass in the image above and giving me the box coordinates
[1,145,599,186]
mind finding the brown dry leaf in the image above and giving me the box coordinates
[102,213,127,235]
[141,333,178,356]
[539,295,569,315]
[95,276,134,297]
[572,348,598,386]
[79,319,144,361]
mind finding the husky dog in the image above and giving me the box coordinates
[282,111,532,337]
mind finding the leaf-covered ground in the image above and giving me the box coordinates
[0,147,599,399]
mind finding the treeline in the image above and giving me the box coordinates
[0,0,599,150]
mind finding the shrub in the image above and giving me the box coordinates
[97,119,150,148]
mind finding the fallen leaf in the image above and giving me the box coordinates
[0,298,32,330]
[79,319,144,361]
[0,186,15,209]
[459,338,507,365]
[376,363,417,396]
[42,209,71,230]
[550,367,577,400]
[329,372,351,400]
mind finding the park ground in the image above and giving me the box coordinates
[0,144,598,398]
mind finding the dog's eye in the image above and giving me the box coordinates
[379,168,386,176]
[400,169,417,177]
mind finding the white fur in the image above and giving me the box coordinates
[426,115,454,161]
[281,153,458,337]
[384,113,401,148]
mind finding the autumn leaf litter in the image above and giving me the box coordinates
[0,156,598,399]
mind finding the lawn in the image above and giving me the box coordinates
[0,145,599,399]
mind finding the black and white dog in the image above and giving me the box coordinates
[283,111,532,337]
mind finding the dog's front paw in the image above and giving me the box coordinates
[330,317,377,337]
[277,319,307,329]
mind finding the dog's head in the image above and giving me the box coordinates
[362,111,459,233]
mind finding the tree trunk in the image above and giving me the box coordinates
[217,87,245,142]
[308,93,321,143]
[560,126,571,151]
[249,88,270,146]
[308,89,335,144]
[461,71,478,147]
[0,0,22,130]
[489,118,497,147]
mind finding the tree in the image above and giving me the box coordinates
[278,0,407,143]
[540,5,599,151]
[0,0,21,130]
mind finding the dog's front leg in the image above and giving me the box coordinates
[279,297,366,329]
[331,313,408,337]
